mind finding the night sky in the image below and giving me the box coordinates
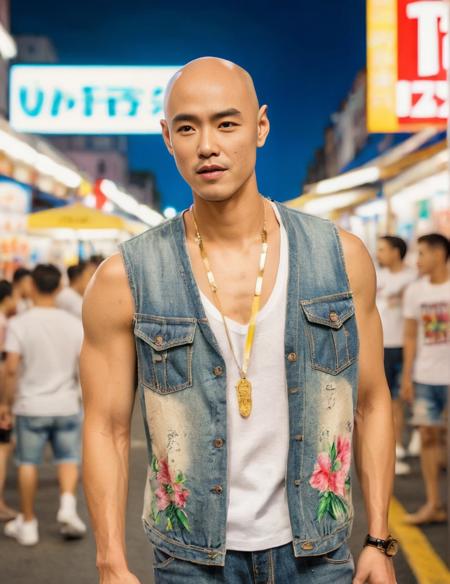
[11,0,366,212]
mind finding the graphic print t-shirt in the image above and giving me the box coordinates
[403,277,450,385]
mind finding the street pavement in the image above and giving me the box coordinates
[1,404,447,584]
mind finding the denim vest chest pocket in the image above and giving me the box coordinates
[300,293,358,375]
[134,315,197,394]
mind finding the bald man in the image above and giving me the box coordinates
[81,58,397,584]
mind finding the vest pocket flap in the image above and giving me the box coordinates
[134,316,197,351]
[300,295,354,329]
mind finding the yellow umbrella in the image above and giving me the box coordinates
[27,203,126,231]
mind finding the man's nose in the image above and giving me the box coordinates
[197,128,219,158]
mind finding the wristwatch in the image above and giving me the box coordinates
[364,534,399,557]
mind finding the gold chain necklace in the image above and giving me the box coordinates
[190,197,268,418]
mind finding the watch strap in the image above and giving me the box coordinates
[364,534,398,557]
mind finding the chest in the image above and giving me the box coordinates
[186,232,281,326]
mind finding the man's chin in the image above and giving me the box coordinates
[191,188,235,203]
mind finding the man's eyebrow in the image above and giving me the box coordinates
[171,108,243,124]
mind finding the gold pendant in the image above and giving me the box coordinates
[236,377,252,418]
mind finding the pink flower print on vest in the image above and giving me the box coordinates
[150,455,191,532]
[309,436,351,521]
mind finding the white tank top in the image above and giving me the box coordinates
[199,202,292,550]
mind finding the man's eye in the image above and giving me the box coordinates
[220,121,237,129]
[178,125,194,133]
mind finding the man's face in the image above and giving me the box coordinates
[161,65,269,202]
[417,242,441,275]
[19,275,33,299]
[376,240,396,268]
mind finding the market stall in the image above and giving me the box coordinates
[26,203,144,268]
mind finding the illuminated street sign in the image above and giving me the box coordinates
[367,0,448,132]
[9,65,180,134]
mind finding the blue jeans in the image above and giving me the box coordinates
[14,413,81,465]
[411,383,448,427]
[384,347,403,400]
[152,541,354,583]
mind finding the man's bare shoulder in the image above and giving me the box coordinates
[83,253,134,332]
[337,227,375,299]
[338,227,367,261]
[94,252,129,285]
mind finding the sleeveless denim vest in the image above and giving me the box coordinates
[119,201,359,566]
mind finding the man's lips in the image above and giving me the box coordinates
[196,166,227,180]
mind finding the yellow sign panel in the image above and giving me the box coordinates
[367,0,399,132]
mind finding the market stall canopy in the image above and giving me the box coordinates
[27,204,126,231]
[286,130,447,215]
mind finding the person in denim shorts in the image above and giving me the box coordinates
[401,234,450,525]
[1,264,87,545]
[376,236,417,475]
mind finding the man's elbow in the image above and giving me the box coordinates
[357,381,391,413]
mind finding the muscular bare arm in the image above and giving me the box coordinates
[339,229,397,584]
[80,253,140,583]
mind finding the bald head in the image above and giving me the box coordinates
[160,56,270,202]
[163,57,259,119]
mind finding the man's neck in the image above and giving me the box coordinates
[33,294,57,308]
[70,284,83,297]
[428,265,449,285]
[388,260,405,274]
[188,179,268,246]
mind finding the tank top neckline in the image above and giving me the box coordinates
[199,201,288,335]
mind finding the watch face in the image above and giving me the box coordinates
[386,539,399,557]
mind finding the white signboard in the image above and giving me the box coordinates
[9,65,180,134]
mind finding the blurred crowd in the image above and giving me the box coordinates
[376,232,449,525]
[0,255,103,545]
[0,229,448,548]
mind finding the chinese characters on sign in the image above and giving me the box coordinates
[9,66,180,134]
[367,0,448,132]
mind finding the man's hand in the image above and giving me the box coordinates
[400,375,414,403]
[99,567,141,584]
[353,546,397,584]
[0,403,12,430]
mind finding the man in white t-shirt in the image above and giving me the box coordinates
[401,233,450,525]
[56,260,97,319]
[376,236,417,475]
[0,264,87,546]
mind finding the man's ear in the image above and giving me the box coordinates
[256,105,270,148]
[160,120,174,156]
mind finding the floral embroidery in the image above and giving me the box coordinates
[150,454,191,532]
[309,436,351,521]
